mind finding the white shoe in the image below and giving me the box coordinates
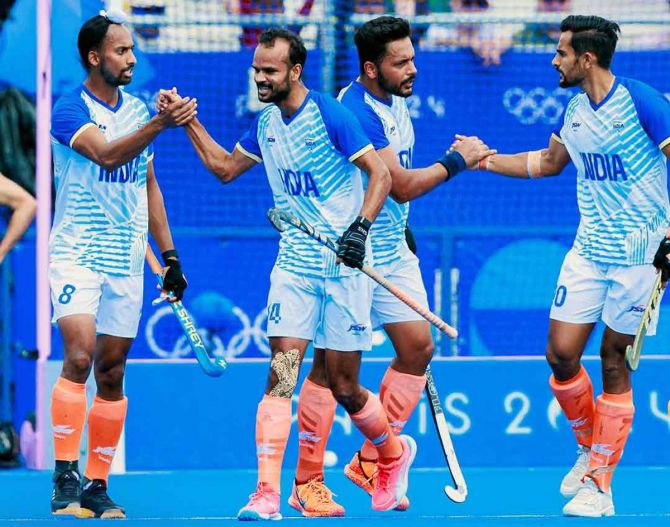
[563,479,614,517]
[560,445,590,498]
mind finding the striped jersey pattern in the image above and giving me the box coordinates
[554,77,670,265]
[50,86,152,276]
[339,81,415,266]
[237,91,373,278]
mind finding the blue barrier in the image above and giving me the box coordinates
[123,357,670,470]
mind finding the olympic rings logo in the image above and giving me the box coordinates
[503,87,573,126]
[144,303,271,359]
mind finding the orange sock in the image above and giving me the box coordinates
[51,376,87,462]
[587,391,634,492]
[360,368,425,461]
[349,391,402,462]
[549,366,595,447]
[84,396,128,483]
[295,379,336,483]
[256,395,292,493]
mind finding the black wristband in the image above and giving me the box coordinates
[437,151,467,181]
[355,216,372,231]
[161,249,179,263]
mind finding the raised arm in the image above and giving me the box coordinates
[183,118,258,183]
[71,97,196,171]
[383,136,495,203]
[480,135,571,179]
[0,173,36,264]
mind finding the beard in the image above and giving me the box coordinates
[378,69,415,98]
[100,61,132,87]
[257,77,291,104]
[557,69,583,88]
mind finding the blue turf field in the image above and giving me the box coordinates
[1,466,668,526]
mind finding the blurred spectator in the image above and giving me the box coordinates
[423,0,512,66]
[0,173,36,266]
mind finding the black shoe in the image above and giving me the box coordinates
[51,467,81,515]
[77,478,126,519]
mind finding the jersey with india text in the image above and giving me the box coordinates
[553,77,670,265]
[237,90,373,278]
[50,85,153,276]
[339,81,415,266]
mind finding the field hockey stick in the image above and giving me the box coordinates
[146,246,227,377]
[266,208,467,502]
[625,272,665,371]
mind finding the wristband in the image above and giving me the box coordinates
[161,249,179,263]
[478,155,492,171]
[355,216,372,231]
[437,151,467,181]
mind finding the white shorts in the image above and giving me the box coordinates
[49,262,144,339]
[549,249,659,336]
[371,252,429,330]
[266,266,372,352]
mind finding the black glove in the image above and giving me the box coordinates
[653,237,670,282]
[162,249,188,301]
[405,223,417,255]
[337,216,371,268]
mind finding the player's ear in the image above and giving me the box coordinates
[87,49,100,69]
[290,63,302,82]
[363,60,377,80]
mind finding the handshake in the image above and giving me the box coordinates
[153,87,198,128]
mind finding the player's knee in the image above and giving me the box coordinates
[267,348,301,398]
[545,340,579,376]
[63,352,93,381]
[395,339,433,374]
[95,362,126,396]
[328,379,361,414]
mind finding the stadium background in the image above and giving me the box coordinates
[1,0,670,485]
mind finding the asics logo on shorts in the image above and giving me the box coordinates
[626,304,645,313]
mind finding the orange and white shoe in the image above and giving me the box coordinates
[287,477,345,517]
[344,451,410,511]
[237,482,282,521]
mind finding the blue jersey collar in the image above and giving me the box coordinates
[281,91,312,125]
[82,84,124,112]
[588,77,618,112]
[356,80,393,107]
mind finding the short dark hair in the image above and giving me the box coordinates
[354,16,411,73]
[78,14,121,71]
[559,15,620,68]
[258,28,307,73]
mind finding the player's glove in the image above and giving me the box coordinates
[337,216,371,268]
[653,237,670,282]
[161,249,188,301]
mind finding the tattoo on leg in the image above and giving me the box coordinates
[269,348,301,398]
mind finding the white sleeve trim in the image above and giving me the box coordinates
[348,143,373,162]
[69,122,96,148]
[235,142,262,163]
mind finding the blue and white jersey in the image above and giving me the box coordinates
[554,77,670,265]
[50,86,153,276]
[237,91,373,278]
[338,81,415,266]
